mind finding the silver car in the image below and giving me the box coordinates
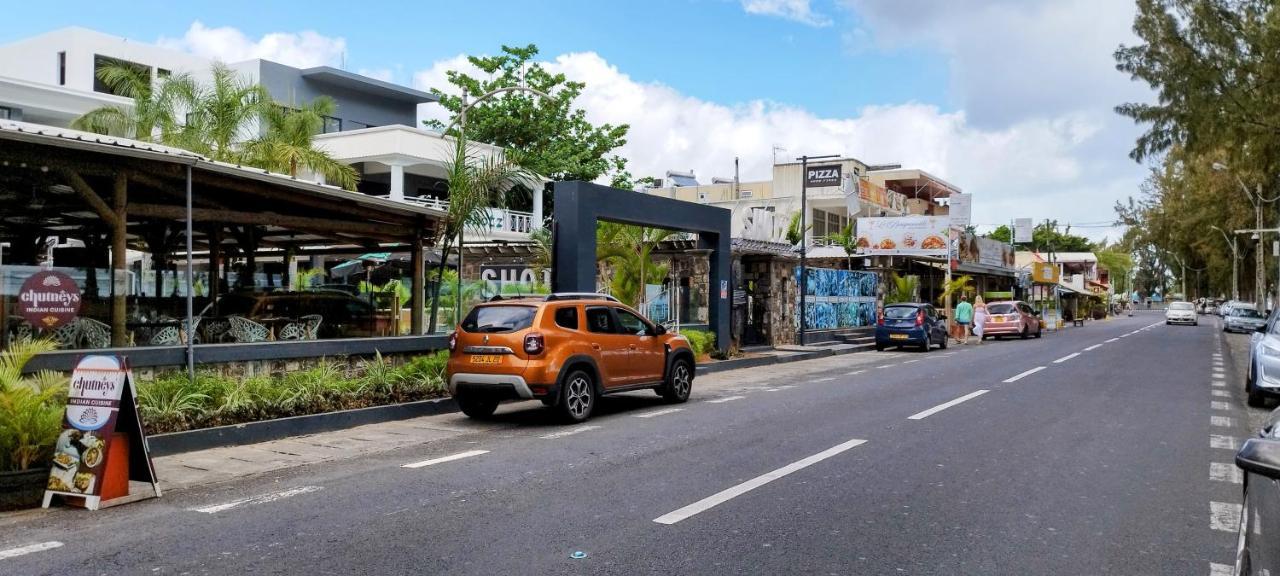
[1248,311,1280,406]
[1234,407,1280,573]
[1226,306,1267,333]
[1165,301,1197,325]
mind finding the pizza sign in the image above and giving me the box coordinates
[19,271,81,328]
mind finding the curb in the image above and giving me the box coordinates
[146,397,458,457]
[150,346,869,457]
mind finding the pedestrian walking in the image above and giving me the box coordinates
[971,296,987,344]
[954,294,974,345]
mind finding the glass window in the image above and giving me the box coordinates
[614,309,650,336]
[988,303,1016,315]
[1169,302,1195,311]
[57,51,66,85]
[93,55,150,96]
[883,306,918,319]
[322,116,342,133]
[460,305,535,333]
[1235,308,1262,318]
[554,306,579,330]
[585,306,618,334]
[0,107,9,120]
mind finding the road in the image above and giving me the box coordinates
[0,312,1256,575]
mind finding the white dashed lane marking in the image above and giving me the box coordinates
[706,395,745,404]
[1211,401,1231,411]
[1212,380,1225,388]
[636,408,685,418]
[1210,462,1243,484]
[902,359,920,364]
[1212,389,1230,398]
[845,369,866,376]
[1210,435,1239,450]
[1053,352,1080,364]
[1210,501,1242,532]
[1106,337,1120,343]
[0,541,63,560]
[907,390,989,420]
[653,438,868,525]
[1210,562,1232,576]
[1003,367,1046,383]
[540,425,601,440]
[402,450,489,469]
[814,377,836,383]
[190,485,323,513]
[1084,344,1103,351]
[1211,416,1233,428]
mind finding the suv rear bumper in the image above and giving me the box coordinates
[449,373,535,400]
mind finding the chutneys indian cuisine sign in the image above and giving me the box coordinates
[19,270,81,328]
[855,216,951,256]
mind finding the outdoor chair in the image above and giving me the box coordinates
[301,314,323,340]
[77,318,111,348]
[201,318,231,343]
[7,321,33,344]
[277,320,308,341]
[149,322,181,346]
[50,321,80,349]
[227,315,269,343]
[185,316,202,344]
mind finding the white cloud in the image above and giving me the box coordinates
[741,0,832,27]
[157,21,347,68]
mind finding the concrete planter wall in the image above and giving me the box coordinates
[0,467,50,511]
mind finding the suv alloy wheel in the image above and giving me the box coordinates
[661,358,693,403]
[559,369,597,422]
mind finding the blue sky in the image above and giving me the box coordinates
[0,0,1153,237]
[1,0,950,118]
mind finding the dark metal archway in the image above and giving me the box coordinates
[551,181,732,353]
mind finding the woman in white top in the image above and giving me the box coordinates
[971,295,988,344]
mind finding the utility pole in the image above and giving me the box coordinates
[796,153,840,344]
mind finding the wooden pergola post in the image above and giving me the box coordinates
[110,172,128,347]
[208,225,222,315]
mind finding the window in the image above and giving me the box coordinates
[614,309,649,336]
[988,303,1017,315]
[157,68,171,78]
[585,306,618,334]
[554,306,579,330]
[322,115,342,133]
[57,51,66,86]
[460,305,536,333]
[93,55,150,96]
[883,306,919,319]
[0,107,10,120]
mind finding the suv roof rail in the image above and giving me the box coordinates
[544,293,619,302]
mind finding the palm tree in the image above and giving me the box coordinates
[529,226,553,286]
[594,222,676,308]
[242,95,358,189]
[174,64,269,162]
[428,137,537,332]
[71,61,197,141]
[825,222,857,270]
[784,211,809,246]
[884,273,920,304]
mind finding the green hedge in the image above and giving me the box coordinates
[681,329,716,356]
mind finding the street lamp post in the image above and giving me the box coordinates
[796,153,840,344]
[1213,162,1269,310]
[1211,225,1239,301]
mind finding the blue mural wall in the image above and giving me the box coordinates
[794,267,880,330]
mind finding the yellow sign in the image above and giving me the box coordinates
[1031,262,1060,284]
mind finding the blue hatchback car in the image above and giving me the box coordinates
[875,303,949,352]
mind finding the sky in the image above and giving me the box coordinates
[1,0,1154,241]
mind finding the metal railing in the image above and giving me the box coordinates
[376,195,535,234]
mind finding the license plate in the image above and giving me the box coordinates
[890,334,909,340]
[470,355,502,364]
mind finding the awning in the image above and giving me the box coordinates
[1056,283,1096,297]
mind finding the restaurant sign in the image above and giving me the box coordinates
[957,232,1015,269]
[1031,262,1061,284]
[856,216,951,256]
[19,270,81,328]
[805,164,842,188]
[44,355,159,511]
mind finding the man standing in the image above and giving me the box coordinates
[954,294,974,345]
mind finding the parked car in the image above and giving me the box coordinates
[981,301,1042,340]
[1247,310,1280,406]
[874,303,948,352]
[1233,407,1280,573]
[1164,301,1197,325]
[1226,305,1266,333]
[446,294,696,422]
[1222,300,1243,318]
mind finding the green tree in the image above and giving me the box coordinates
[825,222,857,270]
[884,273,920,305]
[985,225,1012,244]
[423,44,630,207]
[595,223,676,308]
[243,96,359,189]
[70,61,197,142]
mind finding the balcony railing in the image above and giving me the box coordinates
[377,195,535,235]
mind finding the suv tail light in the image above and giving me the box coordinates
[524,332,545,355]
[448,331,457,352]
[916,310,925,326]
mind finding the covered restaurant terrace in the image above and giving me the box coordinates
[0,120,446,370]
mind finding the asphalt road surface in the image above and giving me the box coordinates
[1,311,1250,575]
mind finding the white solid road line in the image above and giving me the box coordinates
[0,541,63,560]
[1084,344,1104,351]
[907,390,989,420]
[191,485,323,514]
[540,425,601,440]
[653,438,868,525]
[636,408,685,418]
[1210,501,1243,532]
[401,449,489,469]
[1210,435,1240,450]
[706,395,746,404]
[1210,462,1244,484]
[1106,337,1120,343]
[1053,352,1081,364]
[1003,366,1046,383]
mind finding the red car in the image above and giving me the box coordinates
[981,300,1042,340]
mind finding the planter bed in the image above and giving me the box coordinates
[0,468,51,511]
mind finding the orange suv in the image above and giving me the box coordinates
[446,293,697,422]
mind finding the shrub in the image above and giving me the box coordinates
[681,329,716,356]
[0,339,67,472]
[396,351,449,395]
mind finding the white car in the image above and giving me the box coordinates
[1165,301,1197,325]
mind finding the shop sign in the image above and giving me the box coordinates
[1031,261,1060,284]
[855,216,950,256]
[18,270,81,328]
[1014,218,1034,243]
[479,265,550,290]
[957,232,1015,269]
[805,164,842,188]
[949,193,972,228]
[44,355,159,511]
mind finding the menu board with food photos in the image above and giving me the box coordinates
[43,355,159,511]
